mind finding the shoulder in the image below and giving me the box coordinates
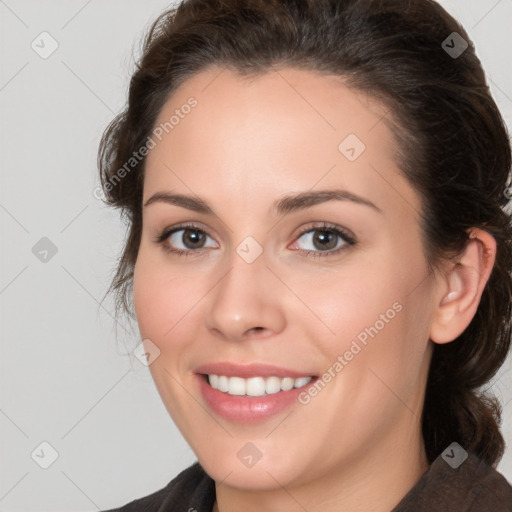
[101,461,215,512]
[392,449,512,512]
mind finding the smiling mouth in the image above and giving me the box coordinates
[203,374,315,397]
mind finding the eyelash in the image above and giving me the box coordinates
[154,221,357,259]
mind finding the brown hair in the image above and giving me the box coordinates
[98,0,512,466]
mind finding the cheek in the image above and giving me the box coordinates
[132,251,202,416]
[132,258,165,340]
[308,249,432,385]
[132,249,197,343]
[293,260,396,350]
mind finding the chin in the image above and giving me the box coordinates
[194,441,311,491]
[201,458,300,490]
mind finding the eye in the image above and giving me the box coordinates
[154,221,356,258]
[290,223,356,258]
[155,223,218,256]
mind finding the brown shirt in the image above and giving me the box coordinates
[103,451,512,511]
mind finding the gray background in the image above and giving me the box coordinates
[0,1,511,510]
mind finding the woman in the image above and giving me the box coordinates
[98,0,512,510]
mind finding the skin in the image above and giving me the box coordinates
[132,67,496,512]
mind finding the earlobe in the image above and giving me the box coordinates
[430,228,496,344]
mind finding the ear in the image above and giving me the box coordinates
[429,228,497,344]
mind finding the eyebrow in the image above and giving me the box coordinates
[143,189,382,215]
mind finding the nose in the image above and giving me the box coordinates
[204,249,286,342]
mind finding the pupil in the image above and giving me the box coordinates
[314,230,336,250]
[184,229,205,248]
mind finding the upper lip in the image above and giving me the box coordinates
[195,362,316,379]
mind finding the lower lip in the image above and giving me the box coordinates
[196,374,315,423]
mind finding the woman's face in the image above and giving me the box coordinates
[133,67,438,489]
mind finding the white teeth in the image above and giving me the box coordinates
[209,374,219,389]
[265,376,281,394]
[218,375,229,392]
[207,374,313,396]
[294,377,312,388]
[247,377,266,396]
[281,377,295,391]
[228,376,246,395]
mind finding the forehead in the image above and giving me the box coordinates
[143,67,421,221]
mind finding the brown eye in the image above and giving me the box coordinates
[179,228,207,249]
[311,230,339,250]
[295,227,352,253]
[288,223,357,259]
[156,224,218,255]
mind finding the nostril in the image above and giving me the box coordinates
[247,327,264,334]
